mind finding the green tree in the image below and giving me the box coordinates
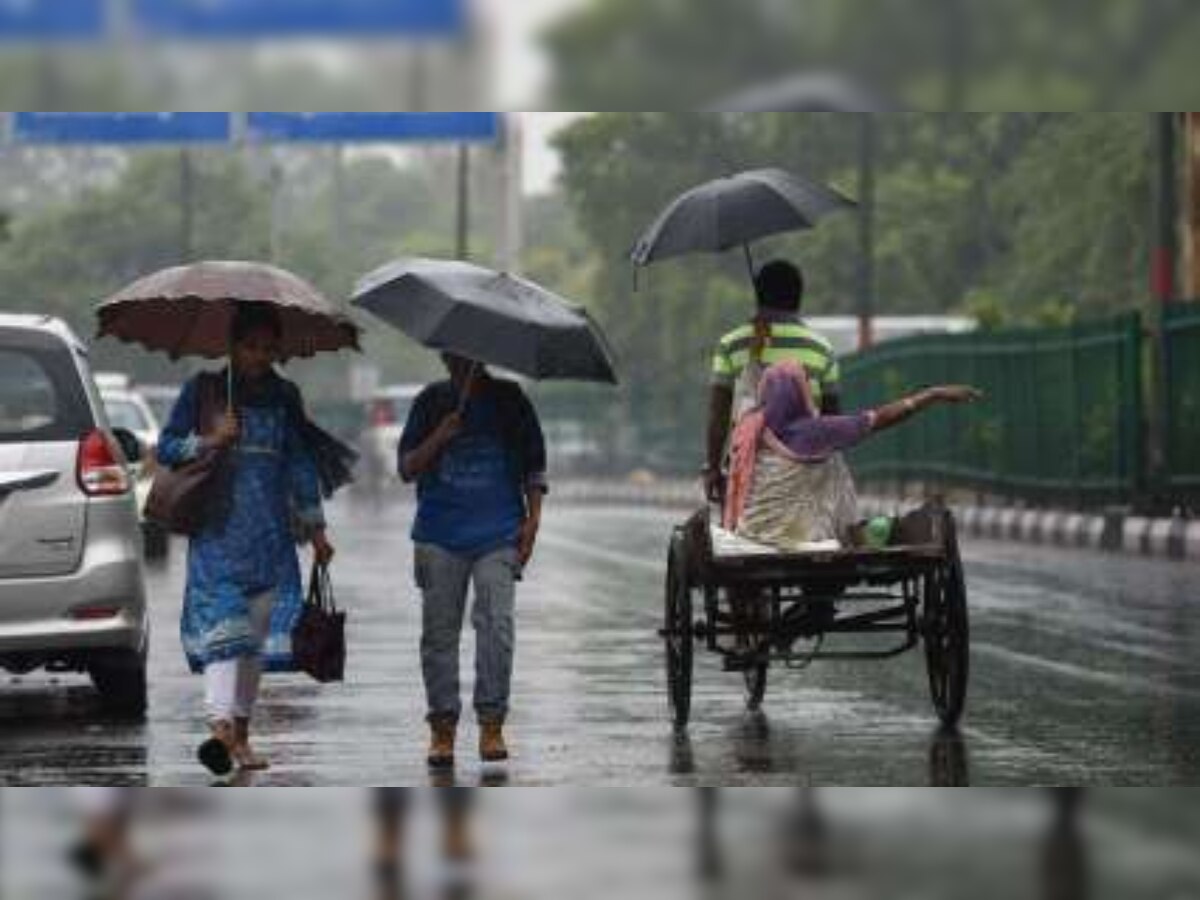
[548,111,1160,471]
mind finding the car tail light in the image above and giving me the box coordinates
[69,605,121,621]
[77,430,132,497]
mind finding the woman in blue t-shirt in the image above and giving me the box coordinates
[399,352,547,769]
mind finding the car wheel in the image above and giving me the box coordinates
[142,522,169,562]
[89,649,148,720]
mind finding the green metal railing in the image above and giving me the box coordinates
[1165,305,1200,501]
[841,313,1144,506]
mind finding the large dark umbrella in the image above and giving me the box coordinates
[351,257,618,385]
[630,167,856,276]
[97,260,360,360]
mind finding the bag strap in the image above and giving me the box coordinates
[195,373,225,438]
[306,561,337,613]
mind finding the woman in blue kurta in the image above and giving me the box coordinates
[158,303,338,777]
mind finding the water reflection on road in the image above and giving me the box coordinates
[1,495,1198,785]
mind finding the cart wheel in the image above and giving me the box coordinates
[923,511,970,728]
[743,663,768,712]
[664,530,695,730]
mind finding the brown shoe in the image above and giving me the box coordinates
[479,721,509,763]
[232,717,270,771]
[427,719,457,769]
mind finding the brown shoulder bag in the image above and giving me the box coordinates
[144,375,232,537]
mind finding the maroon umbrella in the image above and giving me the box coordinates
[97,260,360,360]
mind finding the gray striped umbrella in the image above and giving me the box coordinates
[97,260,360,360]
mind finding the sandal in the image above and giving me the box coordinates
[198,721,235,777]
[232,744,271,771]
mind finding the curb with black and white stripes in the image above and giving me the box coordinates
[552,480,1200,563]
[857,495,1200,562]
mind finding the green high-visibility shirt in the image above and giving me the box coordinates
[710,318,840,404]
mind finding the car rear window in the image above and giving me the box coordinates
[0,332,93,444]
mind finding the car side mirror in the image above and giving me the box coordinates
[111,428,143,464]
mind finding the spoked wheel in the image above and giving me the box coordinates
[743,663,768,712]
[664,531,695,730]
[923,511,970,728]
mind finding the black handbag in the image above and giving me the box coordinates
[292,562,346,683]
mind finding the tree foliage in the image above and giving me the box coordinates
[549,112,1160,471]
[0,146,481,400]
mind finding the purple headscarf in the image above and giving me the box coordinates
[725,361,874,529]
[759,361,873,463]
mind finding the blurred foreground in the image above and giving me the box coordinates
[3,788,1200,900]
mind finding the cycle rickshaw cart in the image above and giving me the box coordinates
[661,501,969,730]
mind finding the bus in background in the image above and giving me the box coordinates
[806,316,976,356]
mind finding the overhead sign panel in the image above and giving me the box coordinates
[246,112,500,143]
[129,0,464,38]
[13,113,233,144]
[0,0,104,40]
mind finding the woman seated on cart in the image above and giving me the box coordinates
[724,361,980,552]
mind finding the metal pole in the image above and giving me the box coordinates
[1147,112,1178,511]
[856,114,876,350]
[456,143,470,260]
[331,144,346,260]
[497,113,524,272]
[1185,113,1200,300]
[179,148,194,262]
[268,153,283,264]
[1154,113,1178,305]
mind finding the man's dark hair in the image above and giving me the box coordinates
[230,301,283,344]
[754,260,804,312]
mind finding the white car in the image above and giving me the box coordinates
[359,384,422,491]
[0,316,149,717]
[97,377,168,560]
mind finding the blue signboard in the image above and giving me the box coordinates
[13,113,233,145]
[129,0,464,38]
[0,0,104,40]
[246,112,500,144]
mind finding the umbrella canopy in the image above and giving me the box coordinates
[352,257,618,385]
[630,167,856,268]
[97,260,360,360]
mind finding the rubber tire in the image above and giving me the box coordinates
[923,513,970,729]
[743,663,768,712]
[89,649,148,721]
[142,522,169,562]
[665,532,694,731]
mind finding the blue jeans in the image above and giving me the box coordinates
[413,543,518,725]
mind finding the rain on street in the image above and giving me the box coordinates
[1,490,1198,787]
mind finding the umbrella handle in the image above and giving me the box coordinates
[456,361,479,415]
[743,244,756,281]
[226,344,239,449]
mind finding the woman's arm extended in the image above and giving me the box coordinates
[871,385,982,434]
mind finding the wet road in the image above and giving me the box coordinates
[1,494,1199,785]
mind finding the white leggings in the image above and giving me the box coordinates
[204,591,275,723]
